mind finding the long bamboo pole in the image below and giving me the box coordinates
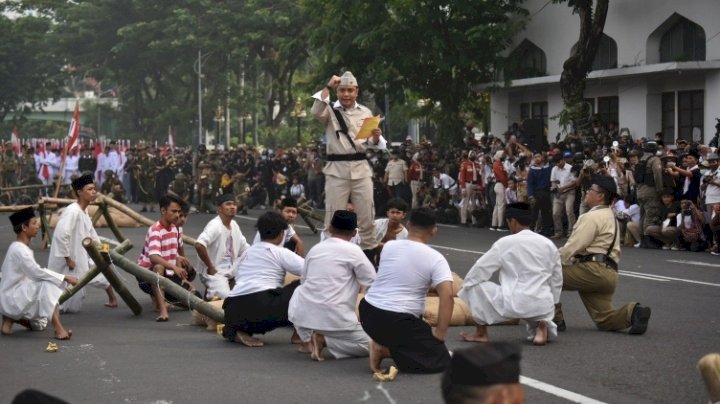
[82,238,142,315]
[107,249,224,323]
[98,200,127,242]
[59,239,133,304]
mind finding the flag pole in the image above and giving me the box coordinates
[54,100,80,198]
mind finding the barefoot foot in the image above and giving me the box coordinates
[297,341,312,354]
[460,331,490,342]
[54,329,72,340]
[290,330,302,345]
[104,302,118,308]
[533,320,548,346]
[1,317,14,335]
[369,340,390,373]
[310,332,326,362]
[235,331,264,347]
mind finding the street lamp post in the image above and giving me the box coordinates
[213,103,225,150]
[290,97,307,144]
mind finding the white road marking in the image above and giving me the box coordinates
[520,376,607,404]
[666,259,720,268]
[618,272,671,282]
[622,269,720,288]
[429,244,486,255]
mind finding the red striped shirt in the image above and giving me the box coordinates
[138,221,179,272]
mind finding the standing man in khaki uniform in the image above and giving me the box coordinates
[311,71,387,263]
[554,174,652,334]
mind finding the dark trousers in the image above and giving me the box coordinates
[359,298,450,374]
[531,189,553,234]
[223,281,300,337]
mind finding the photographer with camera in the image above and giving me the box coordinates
[667,150,702,206]
[527,152,553,236]
[677,199,707,252]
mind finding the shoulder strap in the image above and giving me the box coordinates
[331,107,358,151]
[606,217,618,257]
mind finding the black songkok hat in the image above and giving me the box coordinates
[505,202,531,221]
[216,193,236,206]
[330,210,357,230]
[71,174,94,192]
[10,207,35,227]
[591,174,618,198]
[443,342,521,387]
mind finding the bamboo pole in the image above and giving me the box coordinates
[39,201,50,250]
[0,183,70,192]
[90,204,104,225]
[0,204,37,212]
[100,195,197,246]
[82,238,142,315]
[107,249,224,323]
[59,239,133,304]
[99,200,127,242]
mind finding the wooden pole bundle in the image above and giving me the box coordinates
[59,239,133,305]
[107,249,224,323]
[82,238,142,315]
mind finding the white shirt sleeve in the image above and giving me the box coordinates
[277,247,304,276]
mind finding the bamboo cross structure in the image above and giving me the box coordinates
[106,249,224,323]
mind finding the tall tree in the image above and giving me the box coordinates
[302,0,526,144]
[0,10,64,122]
[554,0,610,128]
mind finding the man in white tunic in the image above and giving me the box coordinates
[459,203,563,346]
[1,208,78,339]
[222,212,304,347]
[288,210,376,361]
[195,193,250,300]
[48,174,117,312]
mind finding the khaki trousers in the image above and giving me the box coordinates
[460,183,478,225]
[554,261,635,331]
[324,174,376,250]
[552,191,576,236]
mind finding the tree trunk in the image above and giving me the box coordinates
[560,0,610,118]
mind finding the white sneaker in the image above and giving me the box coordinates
[633,242,641,248]
[497,227,509,232]
[662,245,670,250]
[489,227,496,231]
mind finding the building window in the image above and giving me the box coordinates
[506,40,547,81]
[532,102,548,126]
[660,17,706,62]
[661,92,675,143]
[596,96,619,126]
[592,34,618,70]
[678,90,704,141]
[520,103,530,121]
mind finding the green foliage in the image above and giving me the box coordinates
[0,13,64,121]
[5,0,524,147]
[302,0,526,145]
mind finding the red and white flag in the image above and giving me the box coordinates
[10,127,20,154]
[168,126,176,154]
[62,101,80,159]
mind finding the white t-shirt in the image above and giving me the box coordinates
[364,240,453,318]
[705,169,720,205]
[252,224,296,245]
[228,241,304,297]
[195,216,249,276]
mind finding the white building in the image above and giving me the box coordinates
[489,0,720,145]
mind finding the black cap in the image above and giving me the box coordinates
[443,342,521,387]
[591,174,617,197]
[71,174,94,192]
[216,193,236,206]
[330,210,357,230]
[505,202,531,222]
[10,207,35,227]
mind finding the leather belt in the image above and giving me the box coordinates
[326,153,366,162]
[576,254,618,271]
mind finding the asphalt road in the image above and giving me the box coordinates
[0,205,718,404]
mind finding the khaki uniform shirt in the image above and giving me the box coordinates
[311,91,384,180]
[559,205,621,265]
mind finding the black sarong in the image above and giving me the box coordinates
[359,298,451,374]
[222,281,300,338]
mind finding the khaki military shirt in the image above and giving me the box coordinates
[559,205,621,265]
[311,91,385,180]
